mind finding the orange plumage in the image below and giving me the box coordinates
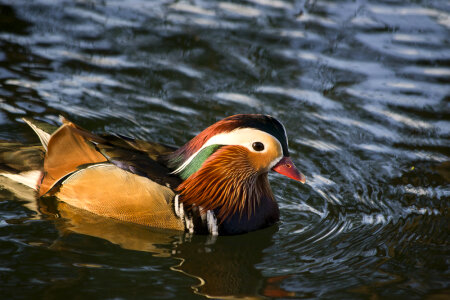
[177,145,274,222]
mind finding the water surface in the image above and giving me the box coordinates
[0,0,449,299]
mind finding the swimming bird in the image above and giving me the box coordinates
[0,114,305,235]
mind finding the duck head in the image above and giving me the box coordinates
[166,114,305,233]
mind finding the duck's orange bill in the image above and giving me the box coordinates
[272,157,306,183]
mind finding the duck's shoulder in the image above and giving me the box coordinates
[98,133,176,160]
[96,133,181,189]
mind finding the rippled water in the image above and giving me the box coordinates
[0,0,449,298]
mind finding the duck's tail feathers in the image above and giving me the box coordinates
[22,118,59,151]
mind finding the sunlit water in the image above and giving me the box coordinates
[0,0,449,298]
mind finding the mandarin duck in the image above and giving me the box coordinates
[1,114,305,235]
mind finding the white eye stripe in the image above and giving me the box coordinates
[268,155,283,170]
[172,128,283,174]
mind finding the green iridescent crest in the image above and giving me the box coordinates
[179,144,222,180]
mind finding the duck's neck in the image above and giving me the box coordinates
[175,173,280,235]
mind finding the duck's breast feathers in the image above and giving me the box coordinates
[39,119,179,196]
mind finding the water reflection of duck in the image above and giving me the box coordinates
[42,198,283,298]
[1,114,305,235]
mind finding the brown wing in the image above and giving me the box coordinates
[39,120,107,196]
[55,164,184,231]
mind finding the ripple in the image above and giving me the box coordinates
[36,49,137,69]
[310,112,400,140]
[392,33,445,45]
[0,220,10,228]
[169,2,215,17]
[167,13,240,29]
[134,95,198,115]
[346,88,440,109]
[364,104,434,129]
[350,15,385,29]
[0,99,26,115]
[307,174,337,187]
[357,143,448,162]
[246,0,293,10]
[295,138,341,152]
[402,186,449,200]
[361,213,391,225]
[64,7,139,28]
[401,66,450,78]
[297,12,338,28]
[154,59,203,79]
[213,92,261,107]
[367,4,450,30]
[282,202,325,219]
[218,2,262,18]
[279,50,393,77]
[73,263,106,269]
[314,188,342,205]
[256,86,341,109]
[360,78,449,98]
[356,31,450,61]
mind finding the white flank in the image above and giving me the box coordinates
[1,171,41,190]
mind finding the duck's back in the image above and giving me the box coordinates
[34,118,184,231]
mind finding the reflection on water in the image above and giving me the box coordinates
[39,196,279,298]
[0,0,449,299]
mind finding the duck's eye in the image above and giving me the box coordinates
[252,142,265,151]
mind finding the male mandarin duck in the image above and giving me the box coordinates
[1,114,305,235]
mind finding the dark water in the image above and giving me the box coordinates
[0,0,449,298]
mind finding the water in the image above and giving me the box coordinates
[0,0,449,298]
